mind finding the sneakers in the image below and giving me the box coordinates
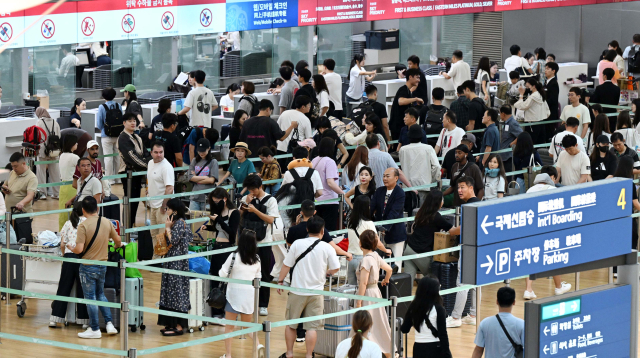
[259,307,268,316]
[523,290,537,300]
[296,336,306,342]
[257,344,265,358]
[78,327,102,339]
[106,322,118,335]
[49,321,57,328]
[82,324,89,329]
[461,314,476,326]
[555,282,572,295]
[445,316,461,328]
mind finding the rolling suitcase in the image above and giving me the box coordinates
[188,278,205,333]
[379,273,412,320]
[314,283,353,357]
[202,279,212,320]
[11,208,33,244]
[125,277,145,332]
[137,209,153,261]
[101,194,121,222]
[431,261,472,317]
[1,244,24,297]
[99,288,120,330]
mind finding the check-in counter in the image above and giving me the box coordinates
[80,109,100,141]
[0,117,38,164]
[424,75,456,107]
[212,115,233,134]
[233,93,281,116]
[372,79,405,106]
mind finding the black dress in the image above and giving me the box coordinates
[353,184,375,202]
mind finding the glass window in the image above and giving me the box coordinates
[317,23,353,76]
[0,49,23,107]
[439,14,473,61]
[272,27,312,75]
[110,40,134,89]
[239,29,274,77]
[400,17,433,66]
[178,34,221,91]
[29,45,76,107]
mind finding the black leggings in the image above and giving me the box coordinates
[122,174,143,227]
[51,253,89,323]
[258,245,272,308]
[412,342,450,358]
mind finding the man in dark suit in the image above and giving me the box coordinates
[591,68,621,130]
[544,62,560,141]
[370,167,406,271]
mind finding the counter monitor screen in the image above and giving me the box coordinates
[201,43,214,57]
[76,52,89,66]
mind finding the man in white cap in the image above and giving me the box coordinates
[73,140,103,185]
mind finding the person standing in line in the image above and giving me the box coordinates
[475,56,491,106]
[117,113,149,227]
[229,109,248,151]
[532,47,547,83]
[396,108,428,152]
[610,132,640,174]
[498,105,523,175]
[344,166,376,209]
[178,70,218,127]
[342,146,369,191]
[58,136,80,230]
[257,146,282,195]
[401,277,452,358]
[322,59,344,118]
[120,84,145,130]
[440,50,471,91]
[277,95,313,162]
[69,98,86,128]
[188,138,218,211]
[472,287,525,358]
[556,135,591,186]
[597,50,622,86]
[435,110,466,158]
[151,113,183,168]
[399,124,441,204]
[512,132,542,193]
[150,98,172,134]
[66,157,103,208]
[346,54,377,115]
[95,87,121,184]
[354,230,394,358]
[407,55,430,104]
[219,83,241,112]
[363,85,391,140]
[560,87,591,139]
[504,44,533,75]
[157,198,192,336]
[73,140,103,184]
[450,86,470,131]
[334,311,383,358]
[217,142,256,193]
[590,135,617,181]
[237,81,258,117]
[443,144,484,206]
[483,154,507,201]
[549,117,586,164]
[461,80,487,139]
[477,109,501,168]
[239,100,299,159]
[219,230,264,357]
[516,78,551,144]
[366,134,412,189]
[35,107,61,199]
[147,143,175,258]
[313,74,331,117]
[370,168,406,269]
[278,66,301,113]
[544,62,560,139]
[312,137,345,237]
[389,68,424,141]
[67,197,121,339]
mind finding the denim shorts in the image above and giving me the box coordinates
[225,302,244,315]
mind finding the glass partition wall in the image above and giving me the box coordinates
[400,17,433,66]
[0,49,24,107]
[29,45,76,107]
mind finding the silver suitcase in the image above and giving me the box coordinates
[314,281,356,357]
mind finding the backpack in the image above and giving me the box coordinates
[422,105,447,137]
[629,45,640,74]
[239,95,260,117]
[40,119,61,158]
[496,82,510,100]
[286,168,316,219]
[102,103,124,137]
[23,125,47,150]
[176,125,195,162]
[350,103,373,125]
[240,195,273,241]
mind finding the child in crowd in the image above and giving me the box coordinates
[483,154,506,200]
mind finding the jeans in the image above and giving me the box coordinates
[79,264,112,331]
[347,255,363,285]
[189,201,207,211]
[101,136,120,182]
[403,245,433,285]
[264,182,281,195]
[96,55,112,66]
[516,177,526,194]
[452,267,477,319]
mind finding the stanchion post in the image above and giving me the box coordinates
[4,211,11,306]
[263,321,271,358]
[475,287,481,334]
[120,259,129,356]
[437,179,442,191]
[123,196,131,244]
[338,194,344,229]
[253,277,260,358]
[527,166,533,191]
[455,207,461,226]
[230,182,237,206]
[575,272,580,291]
[128,348,137,358]
[608,267,614,284]
[390,296,397,356]
[125,170,133,243]
[504,279,511,287]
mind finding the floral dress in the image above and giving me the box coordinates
[159,219,192,314]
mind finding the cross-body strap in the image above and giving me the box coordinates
[289,239,321,282]
[227,252,236,278]
[80,215,102,259]
[495,314,522,353]
[195,159,212,176]
[75,174,94,202]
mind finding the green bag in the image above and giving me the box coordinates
[109,242,142,278]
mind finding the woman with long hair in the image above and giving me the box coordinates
[35,106,61,200]
[58,135,80,229]
[590,134,617,181]
[632,98,640,128]
[346,54,376,114]
[220,83,241,111]
[188,138,218,211]
[237,81,258,118]
[512,131,542,193]
[483,154,507,201]
[608,40,625,76]
[69,98,86,128]
[320,128,350,167]
[335,310,383,358]
[401,277,452,358]
[364,113,389,151]
[201,187,240,320]
[404,190,453,284]
[312,74,331,117]
[514,78,549,144]
[158,198,192,336]
[597,50,621,85]
[49,201,89,328]
[345,166,376,208]
[121,85,145,129]
[342,145,368,190]
[346,195,389,284]
[586,113,611,155]
[219,229,264,358]
[229,109,248,150]
[354,230,394,358]
[615,110,638,149]
[475,56,491,105]
[312,137,344,236]
[532,47,547,82]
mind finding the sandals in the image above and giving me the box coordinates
[162,328,184,336]
[160,326,171,333]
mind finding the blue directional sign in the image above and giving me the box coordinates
[461,178,632,246]
[462,217,632,285]
[526,284,631,358]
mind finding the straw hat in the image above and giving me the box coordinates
[231,142,252,156]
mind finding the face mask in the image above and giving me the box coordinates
[485,168,500,178]
[212,200,225,214]
[598,146,609,153]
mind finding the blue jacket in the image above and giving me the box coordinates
[370,185,406,244]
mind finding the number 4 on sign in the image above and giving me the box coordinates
[618,188,626,210]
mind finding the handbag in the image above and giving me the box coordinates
[154,232,172,257]
[206,252,236,308]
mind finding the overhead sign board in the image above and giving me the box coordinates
[525,284,632,358]
[461,178,632,246]
[462,217,631,285]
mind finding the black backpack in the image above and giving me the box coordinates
[290,168,315,202]
[422,105,447,136]
[240,95,260,117]
[629,46,640,74]
[40,119,61,158]
[176,126,194,145]
[351,103,373,124]
[102,103,124,137]
[240,195,273,241]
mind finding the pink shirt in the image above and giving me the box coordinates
[597,61,621,85]
[311,156,339,201]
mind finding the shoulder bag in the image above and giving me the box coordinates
[495,314,524,358]
[206,252,236,308]
[154,231,173,257]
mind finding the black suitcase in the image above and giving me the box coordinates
[431,261,472,317]
[137,230,154,261]
[101,194,121,222]
[1,244,24,297]
[99,288,120,330]
[11,208,33,244]
[379,273,412,320]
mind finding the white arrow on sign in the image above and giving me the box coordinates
[543,345,549,355]
[481,215,494,235]
[544,326,550,336]
[480,255,493,274]
[572,301,578,311]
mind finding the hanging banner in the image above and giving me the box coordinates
[77,0,130,42]
[128,0,179,38]
[24,2,77,47]
[0,11,25,49]
[178,0,226,35]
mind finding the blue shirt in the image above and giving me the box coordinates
[475,312,525,358]
[399,125,428,146]
[499,116,523,161]
[481,123,500,156]
[368,148,398,188]
[183,127,202,165]
[96,100,119,137]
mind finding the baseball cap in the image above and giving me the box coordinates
[196,138,211,152]
[455,144,470,154]
[120,84,136,93]
[461,133,476,148]
[596,135,611,144]
[87,140,99,149]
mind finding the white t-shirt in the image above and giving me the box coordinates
[483,176,505,201]
[504,55,531,74]
[324,72,343,111]
[347,219,376,256]
[183,90,193,118]
[276,110,313,152]
[447,60,471,90]
[413,308,441,343]
[615,128,639,150]
[560,104,591,138]
[317,90,330,112]
[282,167,324,194]
[147,159,175,208]
[59,153,81,181]
[186,86,218,127]
[219,252,261,314]
[219,94,235,111]
[556,151,591,186]
[76,174,103,201]
[240,193,279,243]
[346,65,366,100]
[549,131,586,164]
[436,126,465,157]
[335,338,383,358]
[283,237,340,295]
